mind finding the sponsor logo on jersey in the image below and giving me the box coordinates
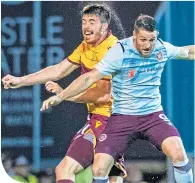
[137,65,163,74]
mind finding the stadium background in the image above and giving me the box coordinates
[1,1,194,183]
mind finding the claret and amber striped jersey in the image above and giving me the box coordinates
[67,32,118,117]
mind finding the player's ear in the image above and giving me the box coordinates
[102,23,108,32]
[133,30,136,39]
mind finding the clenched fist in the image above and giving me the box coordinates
[2,75,21,89]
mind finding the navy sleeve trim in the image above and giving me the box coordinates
[117,42,125,53]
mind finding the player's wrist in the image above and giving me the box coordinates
[56,87,63,95]
[56,94,64,102]
[17,77,22,85]
[18,76,28,87]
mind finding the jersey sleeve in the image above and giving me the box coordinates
[95,43,123,76]
[163,41,180,60]
[67,45,81,65]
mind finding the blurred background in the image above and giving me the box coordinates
[1,1,194,183]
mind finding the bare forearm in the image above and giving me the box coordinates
[17,59,78,87]
[57,74,95,100]
[65,92,85,103]
[19,66,61,86]
[40,69,104,111]
[65,87,110,103]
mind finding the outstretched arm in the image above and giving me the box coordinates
[67,79,111,103]
[176,45,195,60]
[45,79,111,104]
[2,58,79,89]
[58,69,105,100]
[40,43,124,111]
[40,69,105,111]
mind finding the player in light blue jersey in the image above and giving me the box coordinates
[40,15,194,183]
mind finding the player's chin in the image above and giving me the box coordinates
[141,51,151,57]
[84,39,95,44]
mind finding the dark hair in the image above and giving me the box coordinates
[134,14,158,32]
[81,4,111,24]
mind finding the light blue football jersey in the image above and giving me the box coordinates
[95,36,180,115]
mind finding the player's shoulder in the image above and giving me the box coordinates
[154,38,169,51]
[118,36,134,52]
[107,34,118,41]
[76,40,89,53]
[118,36,132,44]
[156,38,164,46]
[104,34,118,47]
[153,38,175,59]
[156,38,173,48]
[155,39,177,56]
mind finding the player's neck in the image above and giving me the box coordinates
[133,39,138,52]
[92,31,109,47]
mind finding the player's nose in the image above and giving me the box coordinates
[145,43,151,49]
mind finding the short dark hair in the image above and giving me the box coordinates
[82,4,111,24]
[134,14,158,32]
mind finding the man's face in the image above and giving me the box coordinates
[133,29,158,57]
[82,14,105,45]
